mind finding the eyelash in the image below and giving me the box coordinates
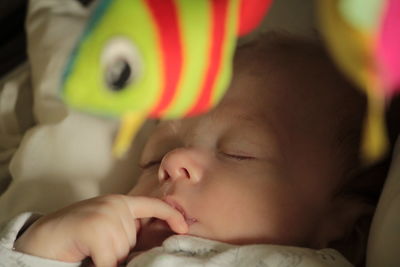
[139,160,161,170]
[221,152,255,161]
[140,152,254,169]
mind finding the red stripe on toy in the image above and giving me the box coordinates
[187,0,229,116]
[238,0,272,36]
[147,0,183,117]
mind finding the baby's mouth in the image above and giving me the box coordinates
[162,197,198,226]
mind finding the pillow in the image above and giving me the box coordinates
[367,137,400,267]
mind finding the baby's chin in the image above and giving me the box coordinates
[134,218,176,251]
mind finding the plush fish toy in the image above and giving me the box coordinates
[317,0,400,163]
[61,0,272,157]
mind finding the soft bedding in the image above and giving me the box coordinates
[367,139,400,267]
[0,213,352,267]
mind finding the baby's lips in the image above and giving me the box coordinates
[162,197,197,228]
[185,217,198,225]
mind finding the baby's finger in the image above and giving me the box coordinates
[123,196,188,234]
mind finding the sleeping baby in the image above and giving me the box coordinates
[1,33,373,267]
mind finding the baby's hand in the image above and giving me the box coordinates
[14,195,188,267]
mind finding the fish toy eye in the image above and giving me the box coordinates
[106,59,132,91]
[101,38,143,92]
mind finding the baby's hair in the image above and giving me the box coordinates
[237,31,389,266]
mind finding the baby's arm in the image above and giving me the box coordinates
[13,195,188,267]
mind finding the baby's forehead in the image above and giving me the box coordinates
[234,34,333,81]
[233,36,356,111]
[152,99,275,143]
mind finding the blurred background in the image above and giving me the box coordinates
[0,0,28,76]
[0,0,317,77]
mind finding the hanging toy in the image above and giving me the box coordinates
[61,0,272,157]
[317,0,400,163]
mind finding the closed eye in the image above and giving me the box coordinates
[221,152,255,161]
[139,159,162,170]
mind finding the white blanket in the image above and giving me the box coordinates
[129,236,352,267]
[0,213,352,267]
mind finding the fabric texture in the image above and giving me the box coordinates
[367,137,400,267]
[0,64,33,197]
[0,213,352,267]
[128,236,353,267]
[0,212,79,267]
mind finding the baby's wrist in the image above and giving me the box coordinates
[13,219,64,261]
[13,216,91,263]
[14,221,46,256]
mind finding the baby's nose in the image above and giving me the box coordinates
[158,148,206,184]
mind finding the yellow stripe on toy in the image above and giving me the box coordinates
[113,111,147,157]
[363,86,387,163]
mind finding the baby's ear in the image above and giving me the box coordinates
[312,196,373,249]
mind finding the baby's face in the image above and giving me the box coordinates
[130,50,342,250]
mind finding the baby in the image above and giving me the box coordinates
[10,33,371,266]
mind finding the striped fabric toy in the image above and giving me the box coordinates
[317,0,400,163]
[61,0,272,157]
